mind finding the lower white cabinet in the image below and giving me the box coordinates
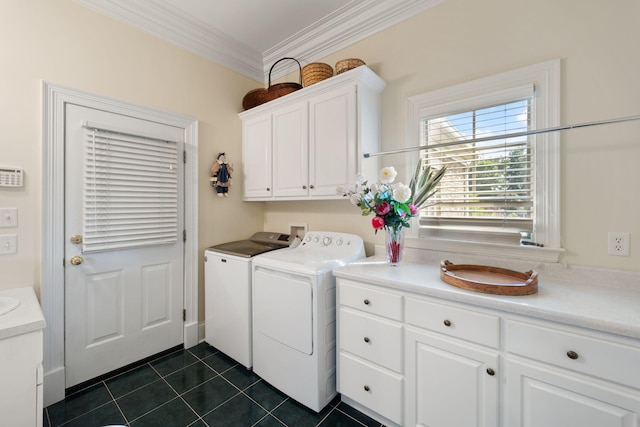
[506,358,640,427]
[0,329,43,427]
[505,318,640,427]
[405,327,499,427]
[336,276,640,427]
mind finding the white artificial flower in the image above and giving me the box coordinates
[392,183,412,203]
[354,173,366,185]
[369,183,378,195]
[349,193,361,205]
[336,185,346,195]
[379,167,397,184]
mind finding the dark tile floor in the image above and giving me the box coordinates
[44,343,385,427]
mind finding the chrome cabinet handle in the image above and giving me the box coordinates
[486,368,495,376]
[363,337,370,343]
[443,319,452,327]
[363,385,370,392]
[363,299,370,305]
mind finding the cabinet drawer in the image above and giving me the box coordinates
[339,280,402,321]
[507,319,640,389]
[340,308,403,372]
[338,352,403,425]
[406,297,500,348]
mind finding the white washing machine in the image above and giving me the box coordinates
[204,232,291,369]
[251,231,365,412]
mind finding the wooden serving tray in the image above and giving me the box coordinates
[440,260,538,296]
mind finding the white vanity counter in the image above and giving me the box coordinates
[0,286,46,340]
[333,258,640,340]
[333,258,640,427]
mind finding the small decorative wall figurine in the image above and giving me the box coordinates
[210,152,233,197]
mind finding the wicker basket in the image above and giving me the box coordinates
[301,62,334,87]
[267,57,303,101]
[335,58,366,74]
[242,88,268,110]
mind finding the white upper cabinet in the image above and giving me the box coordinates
[239,66,386,201]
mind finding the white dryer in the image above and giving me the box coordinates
[251,231,365,412]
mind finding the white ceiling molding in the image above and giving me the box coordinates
[264,0,446,80]
[74,0,445,83]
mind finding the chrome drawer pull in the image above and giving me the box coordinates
[364,385,370,392]
[363,299,370,305]
[443,319,452,327]
[567,350,579,360]
[364,337,370,343]
[486,368,495,376]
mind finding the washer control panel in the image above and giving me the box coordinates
[302,231,361,250]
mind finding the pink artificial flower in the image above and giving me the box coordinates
[376,201,391,215]
[408,203,419,215]
[371,216,385,230]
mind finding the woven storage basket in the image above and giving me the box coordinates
[267,57,303,101]
[335,58,366,74]
[242,88,268,110]
[301,62,333,86]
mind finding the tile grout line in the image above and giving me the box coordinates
[103,378,131,426]
[148,360,210,426]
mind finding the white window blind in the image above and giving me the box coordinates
[83,127,179,253]
[420,98,533,232]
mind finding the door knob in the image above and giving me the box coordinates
[70,255,84,265]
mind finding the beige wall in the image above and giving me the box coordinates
[0,0,264,301]
[264,0,640,271]
[1,0,639,308]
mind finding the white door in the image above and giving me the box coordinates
[64,104,185,387]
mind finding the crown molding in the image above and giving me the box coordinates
[74,0,445,83]
[264,0,446,80]
[74,0,265,81]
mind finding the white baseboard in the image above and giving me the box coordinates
[43,366,65,407]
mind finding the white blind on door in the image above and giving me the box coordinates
[82,128,179,253]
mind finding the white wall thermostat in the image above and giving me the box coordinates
[0,168,23,187]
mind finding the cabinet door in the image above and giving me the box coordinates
[405,327,499,427]
[308,85,356,196]
[506,358,640,427]
[272,102,309,197]
[242,114,273,199]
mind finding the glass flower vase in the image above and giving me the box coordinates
[385,226,405,266]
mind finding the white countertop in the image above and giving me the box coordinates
[0,287,46,340]
[333,258,640,340]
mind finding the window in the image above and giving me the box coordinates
[406,60,563,262]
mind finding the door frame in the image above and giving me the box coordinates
[41,82,199,406]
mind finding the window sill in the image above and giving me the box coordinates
[405,236,565,263]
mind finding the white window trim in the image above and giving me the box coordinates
[405,59,564,263]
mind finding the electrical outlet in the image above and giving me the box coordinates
[608,232,630,256]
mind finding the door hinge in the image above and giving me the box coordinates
[183,309,186,322]
[183,150,187,163]
[183,229,187,242]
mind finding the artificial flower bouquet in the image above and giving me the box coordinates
[337,164,446,233]
[337,164,446,264]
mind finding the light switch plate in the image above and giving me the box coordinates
[0,234,17,255]
[0,208,18,228]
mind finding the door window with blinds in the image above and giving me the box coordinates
[406,60,562,261]
[83,127,179,253]
[420,98,533,239]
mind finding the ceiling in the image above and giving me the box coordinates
[74,0,445,82]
